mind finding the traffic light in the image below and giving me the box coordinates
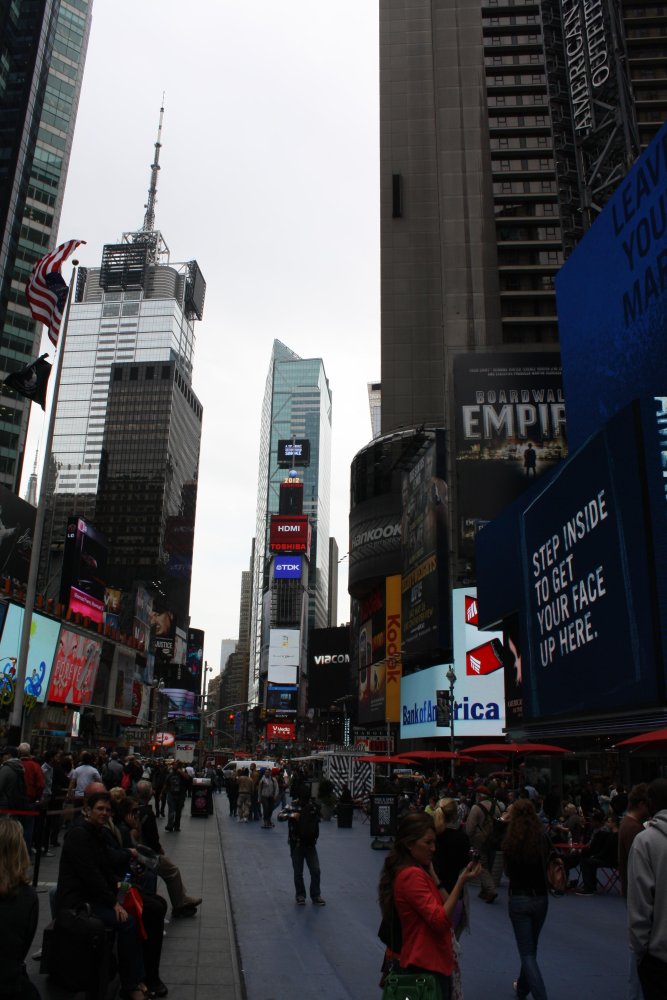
[228,712,235,722]
[151,744,157,753]
[209,727,214,738]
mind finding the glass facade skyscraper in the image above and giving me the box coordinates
[0,0,93,490]
[248,340,332,705]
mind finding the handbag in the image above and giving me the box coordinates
[382,972,442,1000]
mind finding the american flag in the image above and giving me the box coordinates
[25,239,85,346]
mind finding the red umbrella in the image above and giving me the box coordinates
[355,754,413,764]
[399,750,477,763]
[465,742,572,756]
[616,728,667,749]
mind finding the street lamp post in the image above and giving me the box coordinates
[446,666,456,778]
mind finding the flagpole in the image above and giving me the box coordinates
[9,260,80,741]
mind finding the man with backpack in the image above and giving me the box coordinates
[466,784,505,903]
[281,789,326,905]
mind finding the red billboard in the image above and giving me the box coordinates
[266,720,296,741]
[47,627,102,705]
[269,515,311,555]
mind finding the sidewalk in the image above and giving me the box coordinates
[30,793,244,1000]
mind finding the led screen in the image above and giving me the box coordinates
[0,604,60,705]
[47,627,102,706]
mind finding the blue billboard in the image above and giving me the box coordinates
[520,401,661,720]
[556,122,667,450]
[0,605,61,705]
[273,555,303,580]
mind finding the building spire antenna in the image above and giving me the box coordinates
[142,97,165,234]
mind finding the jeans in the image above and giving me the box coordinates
[638,952,667,1000]
[261,796,274,825]
[628,948,645,1000]
[166,794,184,830]
[508,893,549,1000]
[290,843,321,899]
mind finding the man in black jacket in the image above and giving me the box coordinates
[135,780,202,917]
[281,791,325,906]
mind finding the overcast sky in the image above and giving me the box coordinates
[23,0,380,672]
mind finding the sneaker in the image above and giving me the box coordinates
[296,896,306,905]
[182,896,202,909]
[312,897,326,906]
[172,904,197,918]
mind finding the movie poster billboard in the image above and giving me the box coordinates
[451,588,505,737]
[401,431,450,658]
[59,517,109,624]
[0,485,35,585]
[150,608,176,662]
[133,585,152,651]
[454,353,567,561]
[357,587,387,725]
[184,628,204,693]
[47,627,102,706]
[0,605,60,706]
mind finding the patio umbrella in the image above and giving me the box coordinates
[355,754,414,764]
[398,750,477,763]
[616,727,667,749]
[464,742,572,756]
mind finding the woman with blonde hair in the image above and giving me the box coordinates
[433,798,471,939]
[0,817,40,998]
[502,798,551,1000]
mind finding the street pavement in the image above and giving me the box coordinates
[29,793,632,999]
[220,796,632,1000]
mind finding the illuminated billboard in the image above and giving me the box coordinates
[555,122,667,450]
[59,517,109,624]
[266,684,298,715]
[273,555,303,580]
[268,628,300,684]
[453,353,566,561]
[269,515,311,555]
[451,588,505,737]
[279,480,304,516]
[47,627,102,706]
[267,720,296,740]
[307,626,351,710]
[185,629,204,693]
[400,660,502,741]
[0,604,60,705]
[277,439,310,467]
[0,485,35,585]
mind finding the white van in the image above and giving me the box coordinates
[221,759,278,777]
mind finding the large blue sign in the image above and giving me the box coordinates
[556,122,667,450]
[520,403,660,720]
[273,555,303,579]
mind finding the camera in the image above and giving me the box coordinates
[469,849,481,863]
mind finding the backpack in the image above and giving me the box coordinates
[294,803,320,846]
[0,760,27,809]
[477,800,505,850]
[546,852,567,895]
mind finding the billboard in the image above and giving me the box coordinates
[385,575,402,723]
[59,517,109,624]
[150,608,176,661]
[266,683,298,715]
[269,515,311,555]
[401,431,451,657]
[279,480,304,516]
[47,627,102,706]
[0,485,35,584]
[273,555,303,580]
[452,588,505,737]
[277,439,310,467]
[356,587,387,724]
[555,122,667,450]
[185,628,204,693]
[520,401,660,720]
[400,661,502,741]
[454,353,567,560]
[267,720,296,740]
[268,628,300,684]
[307,626,351,710]
[0,605,60,706]
[133,585,152,651]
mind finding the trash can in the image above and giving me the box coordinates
[190,777,212,817]
[336,802,353,828]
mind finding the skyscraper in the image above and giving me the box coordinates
[0,0,93,490]
[379,0,645,434]
[42,110,205,640]
[248,340,332,705]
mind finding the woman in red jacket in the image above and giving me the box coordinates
[378,813,480,999]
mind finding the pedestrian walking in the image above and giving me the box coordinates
[164,761,188,832]
[236,768,253,822]
[502,798,551,1000]
[259,768,278,828]
[628,778,667,1000]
